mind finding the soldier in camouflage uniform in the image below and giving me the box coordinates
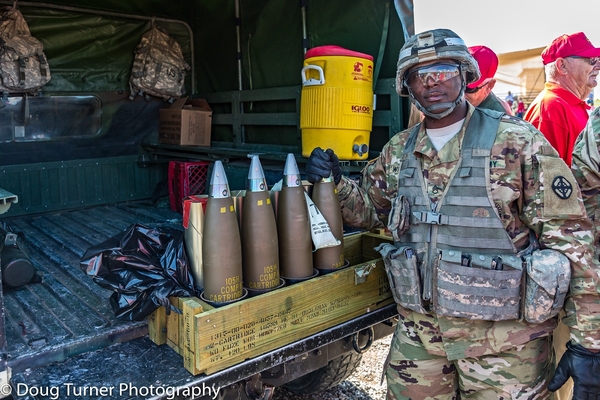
[573,107,600,249]
[306,29,600,399]
[563,107,600,400]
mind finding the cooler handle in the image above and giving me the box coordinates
[301,65,325,86]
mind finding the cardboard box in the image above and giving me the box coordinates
[159,97,212,146]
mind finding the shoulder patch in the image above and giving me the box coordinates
[536,154,584,218]
[551,176,573,199]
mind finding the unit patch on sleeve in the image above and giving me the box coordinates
[551,176,572,199]
[537,153,584,218]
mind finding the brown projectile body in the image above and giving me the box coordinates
[183,195,208,291]
[311,175,345,271]
[277,154,313,279]
[202,161,244,303]
[241,155,280,292]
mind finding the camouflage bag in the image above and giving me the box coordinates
[434,249,523,321]
[522,249,571,323]
[375,243,428,314]
[0,6,51,95]
[129,24,190,102]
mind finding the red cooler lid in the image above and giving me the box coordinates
[304,45,373,61]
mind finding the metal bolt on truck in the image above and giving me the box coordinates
[0,1,414,399]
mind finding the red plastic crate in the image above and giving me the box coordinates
[168,161,211,213]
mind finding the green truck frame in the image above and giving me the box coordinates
[0,1,413,398]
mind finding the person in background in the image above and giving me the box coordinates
[524,32,600,166]
[305,28,600,399]
[511,95,520,115]
[538,34,600,398]
[505,90,514,106]
[464,45,513,114]
[516,98,526,118]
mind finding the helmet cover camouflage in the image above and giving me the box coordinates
[396,29,480,96]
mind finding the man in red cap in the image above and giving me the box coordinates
[525,32,600,166]
[465,45,513,115]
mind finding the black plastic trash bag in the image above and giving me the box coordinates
[80,223,195,321]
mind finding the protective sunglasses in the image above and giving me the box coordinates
[568,56,599,66]
[465,80,491,94]
[405,63,461,87]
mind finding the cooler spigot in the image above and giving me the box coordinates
[352,144,368,157]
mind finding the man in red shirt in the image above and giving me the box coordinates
[525,32,600,166]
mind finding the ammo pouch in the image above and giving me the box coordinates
[522,249,570,324]
[377,243,571,323]
[375,243,427,314]
[435,249,523,320]
[387,195,410,242]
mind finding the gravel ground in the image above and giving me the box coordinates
[271,337,392,400]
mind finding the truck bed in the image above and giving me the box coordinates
[2,201,183,374]
[4,201,398,399]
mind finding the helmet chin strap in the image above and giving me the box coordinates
[408,78,467,120]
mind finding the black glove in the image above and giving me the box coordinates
[548,341,600,399]
[305,147,342,185]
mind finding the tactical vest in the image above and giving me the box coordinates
[380,108,525,321]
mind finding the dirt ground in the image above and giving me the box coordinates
[271,337,392,400]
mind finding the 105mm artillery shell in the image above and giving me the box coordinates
[311,175,345,271]
[241,155,280,291]
[202,161,244,303]
[277,154,313,279]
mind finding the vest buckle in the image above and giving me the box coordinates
[414,211,443,225]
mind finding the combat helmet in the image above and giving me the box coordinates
[396,29,480,120]
[396,29,480,96]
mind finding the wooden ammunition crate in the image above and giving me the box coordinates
[148,231,393,375]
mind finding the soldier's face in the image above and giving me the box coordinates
[405,59,464,114]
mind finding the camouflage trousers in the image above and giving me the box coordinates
[385,320,555,399]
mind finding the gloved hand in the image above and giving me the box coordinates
[305,147,342,184]
[548,341,600,399]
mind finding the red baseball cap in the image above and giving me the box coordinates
[541,32,600,65]
[467,45,498,89]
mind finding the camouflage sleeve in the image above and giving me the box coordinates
[515,120,600,349]
[572,108,600,244]
[567,109,600,349]
[336,131,407,230]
